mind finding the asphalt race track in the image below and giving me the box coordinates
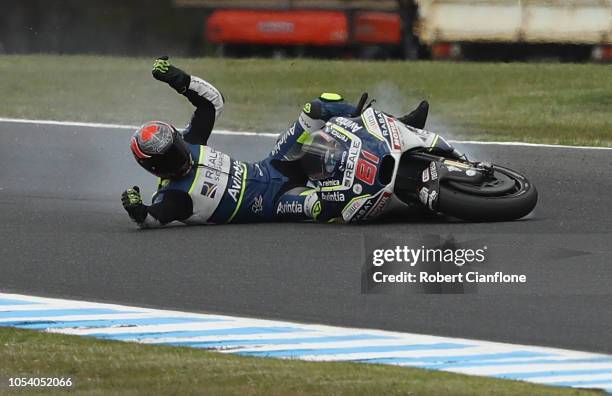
[1,121,611,354]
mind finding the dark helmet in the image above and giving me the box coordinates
[130,121,193,179]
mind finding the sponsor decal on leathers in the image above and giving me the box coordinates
[321,179,340,187]
[201,181,218,199]
[329,127,349,143]
[205,148,229,172]
[277,201,303,215]
[254,163,264,177]
[204,169,222,183]
[271,125,295,156]
[228,160,245,202]
[321,191,345,202]
[202,148,230,184]
[251,195,264,214]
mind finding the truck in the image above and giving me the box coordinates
[205,8,403,58]
[175,0,612,61]
[417,0,612,62]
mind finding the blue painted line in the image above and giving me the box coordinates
[88,326,305,340]
[0,308,132,319]
[360,351,551,365]
[238,342,470,358]
[495,368,612,380]
[545,378,612,387]
[0,298,35,305]
[165,334,395,348]
[7,316,223,330]
[428,357,612,370]
[2,293,611,394]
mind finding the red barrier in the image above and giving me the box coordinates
[354,12,401,44]
[206,10,349,46]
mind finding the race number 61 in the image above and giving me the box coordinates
[356,150,379,186]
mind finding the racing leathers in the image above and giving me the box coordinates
[125,71,356,228]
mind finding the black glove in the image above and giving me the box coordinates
[121,186,148,223]
[152,56,190,94]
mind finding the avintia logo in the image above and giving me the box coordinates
[228,161,244,202]
[277,201,303,214]
[321,191,345,202]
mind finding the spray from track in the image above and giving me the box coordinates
[369,82,492,161]
[370,82,410,117]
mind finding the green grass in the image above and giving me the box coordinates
[0,327,602,396]
[0,55,610,146]
[0,55,607,394]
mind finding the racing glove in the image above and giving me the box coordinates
[121,186,148,223]
[152,56,190,94]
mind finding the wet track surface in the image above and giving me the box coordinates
[1,121,611,353]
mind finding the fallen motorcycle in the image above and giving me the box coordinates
[296,93,538,222]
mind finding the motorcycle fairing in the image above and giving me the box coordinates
[314,116,400,222]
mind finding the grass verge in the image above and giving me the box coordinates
[0,55,610,146]
[0,327,602,395]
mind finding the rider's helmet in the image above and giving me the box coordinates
[130,121,193,179]
[299,130,345,181]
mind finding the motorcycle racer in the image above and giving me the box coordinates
[122,57,430,227]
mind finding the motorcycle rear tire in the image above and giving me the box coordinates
[436,165,538,222]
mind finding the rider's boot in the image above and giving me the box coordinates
[399,100,429,129]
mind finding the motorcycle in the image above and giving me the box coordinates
[297,93,538,222]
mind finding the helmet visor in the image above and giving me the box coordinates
[142,138,192,178]
[300,131,344,181]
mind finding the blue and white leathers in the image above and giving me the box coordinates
[152,142,301,224]
[145,91,357,226]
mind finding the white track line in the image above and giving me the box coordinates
[0,117,278,138]
[0,117,610,150]
[446,140,612,150]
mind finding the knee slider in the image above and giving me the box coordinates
[304,192,322,220]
